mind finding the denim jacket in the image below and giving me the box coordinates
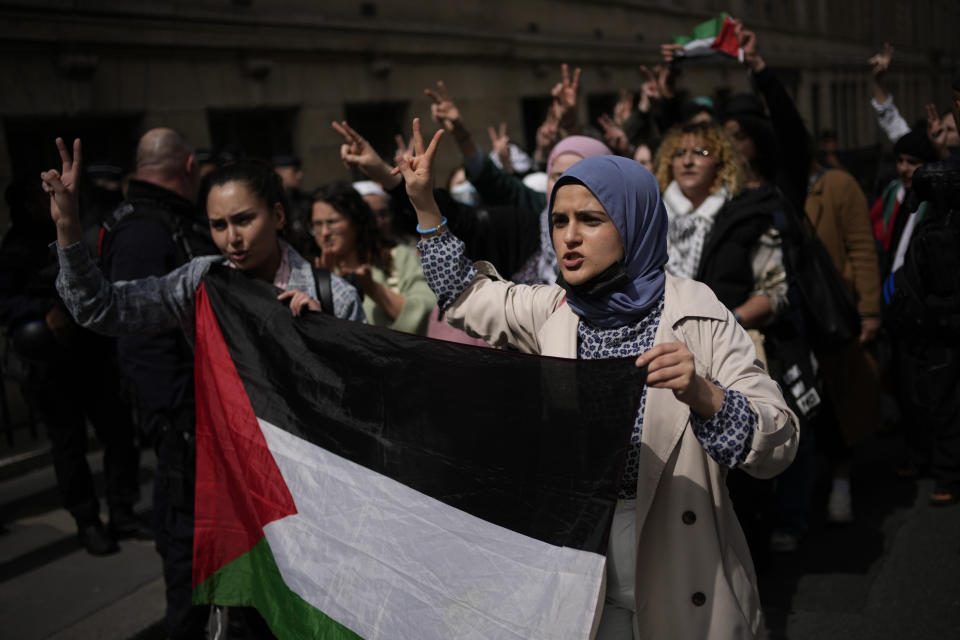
[55,240,365,344]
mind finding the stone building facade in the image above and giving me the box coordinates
[1,0,957,226]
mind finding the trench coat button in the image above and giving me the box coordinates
[682,510,696,525]
[692,592,706,606]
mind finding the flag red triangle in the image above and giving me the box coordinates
[192,282,298,588]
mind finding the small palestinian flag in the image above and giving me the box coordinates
[673,13,743,63]
[192,266,645,639]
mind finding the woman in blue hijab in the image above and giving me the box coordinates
[400,119,797,639]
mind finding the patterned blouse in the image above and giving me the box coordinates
[420,231,757,499]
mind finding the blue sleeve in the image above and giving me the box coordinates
[330,272,367,323]
[417,230,478,312]
[55,241,212,338]
[689,385,758,468]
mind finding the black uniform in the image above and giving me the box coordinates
[0,207,139,534]
[102,179,218,639]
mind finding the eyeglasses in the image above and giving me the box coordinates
[311,218,344,230]
[674,146,712,159]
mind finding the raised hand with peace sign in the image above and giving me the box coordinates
[487,122,513,173]
[612,89,635,127]
[40,137,84,247]
[330,120,400,189]
[393,118,445,231]
[597,114,632,156]
[425,81,478,157]
[868,42,895,105]
[424,81,463,133]
[550,63,581,133]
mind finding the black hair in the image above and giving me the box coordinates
[634,137,661,157]
[312,181,395,272]
[894,127,939,163]
[200,159,289,218]
[725,113,778,183]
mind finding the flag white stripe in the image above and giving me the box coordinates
[681,36,717,56]
[258,418,606,640]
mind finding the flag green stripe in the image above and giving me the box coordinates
[690,13,728,40]
[673,12,729,44]
[194,537,362,640]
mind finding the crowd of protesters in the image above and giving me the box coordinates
[2,18,959,640]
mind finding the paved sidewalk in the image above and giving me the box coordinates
[0,431,957,639]
[0,449,163,640]
[759,433,960,639]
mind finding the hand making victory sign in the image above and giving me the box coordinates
[487,122,513,173]
[424,81,462,133]
[40,137,84,247]
[393,117,445,231]
[330,120,400,188]
[551,63,581,132]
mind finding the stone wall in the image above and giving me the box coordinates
[1,0,957,226]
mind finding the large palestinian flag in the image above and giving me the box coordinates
[672,13,743,63]
[192,266,646,639]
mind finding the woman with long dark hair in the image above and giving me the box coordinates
[42,139,365,336]
[311,181,434,334]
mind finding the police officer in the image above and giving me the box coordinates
[102,128,217,639]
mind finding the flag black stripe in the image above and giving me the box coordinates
[203,266,644,554]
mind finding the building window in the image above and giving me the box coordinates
[342,101,409,176]
[587,92,619,132]
[3,112,143,181]
[207,107,298,160]
[521,96,553,157]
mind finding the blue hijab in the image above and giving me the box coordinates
[549,155,668,328]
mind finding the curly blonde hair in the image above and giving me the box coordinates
[653,122,746,198]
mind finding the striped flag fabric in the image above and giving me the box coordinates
[672,13,743,63]
[191,266,646,639]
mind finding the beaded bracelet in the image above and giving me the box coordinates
[416,216,448,235]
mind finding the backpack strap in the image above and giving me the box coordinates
[313,267,334,315]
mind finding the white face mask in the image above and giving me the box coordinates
[449,181,480,206]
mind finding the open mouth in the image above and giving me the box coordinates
[562,252,584,269]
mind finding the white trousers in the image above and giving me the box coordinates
[596,499,639,640]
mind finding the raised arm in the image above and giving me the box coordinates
[487,122,514,173]
[867,43,910,143]
[425,81,478,159]
[41,137,84,248]
[331,120,401,190]
[396,119,564,352]
[738,23,812,210]
[393,118,446,232]
[550,63,582,136]
[926,104,953,160]
[869,43,894,106]
[652,46,685,131]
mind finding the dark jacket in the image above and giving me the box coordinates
[387,180,541,282]
[102,180,215,436]
[695,187,777,310]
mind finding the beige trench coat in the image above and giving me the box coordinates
[446,264,799,640]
